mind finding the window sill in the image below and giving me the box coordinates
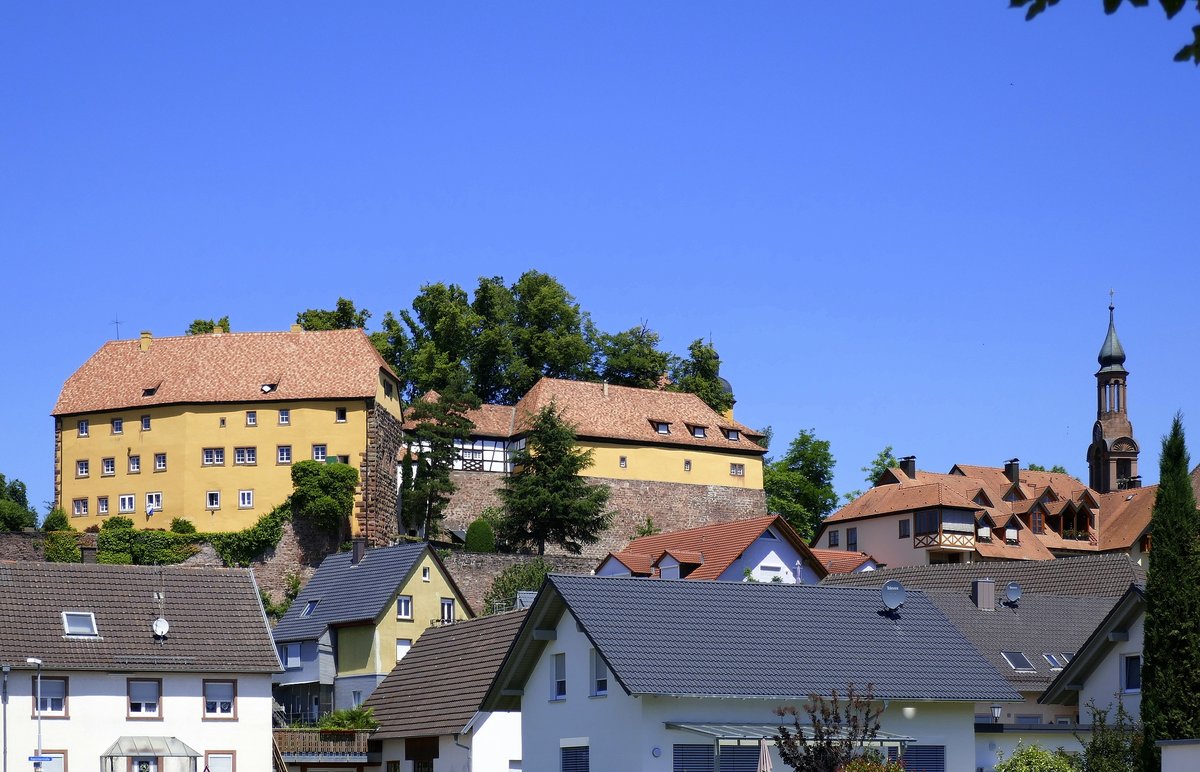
[548,697,566,703]
[589,694,607,700]
[202,715,238,722]
[127,715,164,722]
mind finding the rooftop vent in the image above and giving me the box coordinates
[972,577,996,611]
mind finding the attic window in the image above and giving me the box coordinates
[62,611,98,637]
[690,425,706,439]
[142,386,158,398]
[652,421,670,435]
[1001,651,1035,671]
[1044,653,1067,670]
[723,428,740,442]
[261,383,278,394]
[301,600,318,617]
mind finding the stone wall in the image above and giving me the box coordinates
[0,531,44,561]
[440,472,768,559]
[358,401,404,546]
[244,517,343,608]
[439,551,596,616]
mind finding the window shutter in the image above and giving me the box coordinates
[901,745,946,772]
[672,744,715,772]
[718,746,759,772]
[561,746,589,772]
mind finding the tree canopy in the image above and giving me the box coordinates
[481,557,552,614]
[497,404,612,555]
[1010,0,1200,64]
[400,385,480,538]
[1027,463,1070,474]
[0,473,37,531]
[296,297,372,331]
[669,338,734,415]
[185,315,231,335]
[290,460,360,535]
[843,445,898,501]
[764,429,839,541]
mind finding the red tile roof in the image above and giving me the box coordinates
[53,329,397,416]
[809,548,877,573]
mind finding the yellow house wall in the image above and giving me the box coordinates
[335,553,471,677]
[581,440,764,489]
[57,399,371,532]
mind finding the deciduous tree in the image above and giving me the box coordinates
[482,557,552,614]
[844,446,898,501]
[497,404,612,555]
[764,430,839,541]
[296,297,371,331]
[290,460,359,535]
[185,316,231,335]
[1009,0,1200,64]
[596,323,672,390]
[0,474,36,531]
[670,338,734,414]
[774,684,883,772]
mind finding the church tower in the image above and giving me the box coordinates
[1087,302,1140,492]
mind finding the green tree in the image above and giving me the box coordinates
[774,684,883,772]
[1010,0,1200,64]
[185,315,231,335]
[670,338,734,414]
[632,516,661,538]
[481,557,552,614]
[0,473,38,531]
[1139,414,1200,771]
[470,275,526,404]
[764,429,838,541]
[498,404,612,555]
[400,385,479,538]
[291,460,360,535]
[296,297,371,331]
[465,519,496,553]
[844,445,899,501]
[169,517,197,534]
[1079,697,1143,772]
[994,743,1075,772]
[1027,463,1070,474]
[41,508,71,532]
[508,270,597,394]
[597,323,672,389]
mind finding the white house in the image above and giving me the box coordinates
[482,574,1020,772]
[0,561,281,772]
[365,610,525,772]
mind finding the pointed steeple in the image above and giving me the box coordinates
[1088,298,1138,493]
[1097,302,1127,373]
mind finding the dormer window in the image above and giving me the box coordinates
[652,421,670,435]
[1006,526,1019,544]
[689,425,706,439]
[723,428,740,442]
[62,611,98,637]
[977,525,992,542]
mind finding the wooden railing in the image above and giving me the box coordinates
[914,530,975,550]
[273,729,374,757]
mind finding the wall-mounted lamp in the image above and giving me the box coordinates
[991,704,1003,724]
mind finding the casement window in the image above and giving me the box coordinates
[154,453,167,471]
[111,417,123,434]
[561,746,589,772]
[202,448,225,466]
[553,653,567,699]
[1123,654,1142,693]
[847,527,858,552]
[234,447,256,465]
[591,649,608,696]
[145,492,162,514]
[102,457,115,476]
[206,491,221,510]
[141,415,151,431]
[312,444,327,462]
[277,445,292,464]
[245,410,257,426]
[98,496,109,514]
[278,409,290,426]
[421,567,430,582]
[34,677,68,715]
[396,595,413,620]
[691,425,706,439]
[440,598,455,624]
[396,638,412,662]
[203,680,236,719]
[76,460,89,478]
[899,519,911,538]
[828,530,840,547]
[77,419,89,437]
[279,643,301,669]
[730,463,745,477]
[238,490,254,509]
[72,499,87,516]
[335,407,347,423]
[63,611,98,636]
[204,752,235,772]
[127,679,161,718]
[128,455,141,473]
[119,494,135,513]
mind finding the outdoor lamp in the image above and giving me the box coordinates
[991,704,1003,724]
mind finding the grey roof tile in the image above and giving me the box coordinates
[0,562,280,673]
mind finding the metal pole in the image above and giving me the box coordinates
[25,660,41,772]
[3,663,10,772]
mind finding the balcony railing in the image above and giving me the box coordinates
[914,529,975,550]
[274,729,375,762]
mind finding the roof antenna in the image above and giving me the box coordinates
[112,314,123,340]
[152,565,170,644]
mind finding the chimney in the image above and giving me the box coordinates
[972,578,996,611]
[211,326,225,335]
[80,545,97,564]
[899,456,917,480]
[290,324,303,332]
[350,537,367,566]
[1005,458,1020,484]
[603,382,609,397]
[139,331,152,352]
[1129,475,1142,489]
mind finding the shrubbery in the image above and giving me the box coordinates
[41,508,71,532]
[465,519,496,552]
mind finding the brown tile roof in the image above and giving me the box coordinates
[53,329,397,416]
[0,562,281,673]
[1096,485,1157,551]
[825,480,982,524]
[809,548,876,573]
[600,514,827,580]
[605,551,656,576]
[365,610,526,738]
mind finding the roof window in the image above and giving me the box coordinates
[301,600,318,617]
[1043,653,1067,670]
[261,383,278,394]
[651,421,670,435]
[1001,651,1035,671]
[142,385,158,398]
[722,428,740,442]
[62,611,98,637]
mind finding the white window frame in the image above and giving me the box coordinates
[396,595,413,620]
[312,444,327,462]
[440,598,455,624]
[684,459,692,472]
[1123,653,1142,693]
[128,455,141,473]
[553,652,566,699]
[202,447,224,466]
[204,752,234,772]
[421,566,430,582]
[730,463,745,477]
[141,415,151,431]
[112,417,123,434]
[280,642,301,669]
[76,459,89,477]
[277,445,292,464]
[77,419,89,437]
[278,409,291,426]
[206,491,220,510]
[36,677,67,715]
[203,679,236,718]
[301,600,318,617]
[98,496,109,514]
[335,407,347,423]
[591,648,608,696]
[396,638,412,662]
[145,491,162,514]
[245,410,257,426]
[72,498,87,516]
[1002,651,1036,671]
[654,422,670,435]
[62,611,98,636]
[102,457,115,476]
[119,494,135,513]
[691,425,706,438]
[234,446,257,465]
[238,490,254,509]
[154,453,167,471]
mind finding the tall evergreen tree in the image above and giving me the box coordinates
[1140,414,1200,772]
[497,404,612,555]
[400,384,479,538]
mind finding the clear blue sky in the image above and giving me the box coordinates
[3,3,1198,516]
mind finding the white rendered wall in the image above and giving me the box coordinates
[473,711,522,772]
[818,514,977,568]
[721,531,823,584]
[1079,613,1144,718]
[1160,741,1200,772]
[5,669,273,771]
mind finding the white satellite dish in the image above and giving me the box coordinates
[1006,582,1022,604]
[881,580,906,611]
[152,617,170,637]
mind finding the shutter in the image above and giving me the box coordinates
[673,744,715,772]
[718,745,759,772]
[561,746,589,772]
[901,745,946,772]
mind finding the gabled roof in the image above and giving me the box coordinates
[809,548,877,574]
[483,575,1019,710]
[366,610,527,738]
[1041,584,1145,705]
[273,542,468,642]
[820,553,1146,598]
[457,377,767,455]
[599,515,827,581]
[823,480,981,525]
[0,562,280,673]
[53,328,397,416]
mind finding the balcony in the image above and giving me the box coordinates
[913,528,975,551]
[273,729,378,766]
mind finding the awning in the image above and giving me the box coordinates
[101,737,201,758]
[666,722,915,744]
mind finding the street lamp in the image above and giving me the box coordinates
[991,704,1003,724]
[25,660,41,772]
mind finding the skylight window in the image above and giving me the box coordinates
[301,600,318,617]
[1044,653,1067,669]
[1001,651,1035,671]
[142,385,158,398]
[62,611,98,637]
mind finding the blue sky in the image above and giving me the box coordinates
[3,3,1198,515]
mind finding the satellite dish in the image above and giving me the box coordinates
[152,617,170,637]
[1006,582,1022,604]
[881,580,906,611]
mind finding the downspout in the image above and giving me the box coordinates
[452,733,471,771]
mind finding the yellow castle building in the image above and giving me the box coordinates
[52,327,404,541]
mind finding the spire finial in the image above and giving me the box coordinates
[1109,288,1115,312]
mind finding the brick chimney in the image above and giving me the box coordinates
[899,456,917,480]
[972,578,996,611]
[1005,458,1020,484]
[139,331,152,352]
[350,537,367,565]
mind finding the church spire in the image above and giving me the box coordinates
[1097,301,1127,372]
[1087,298,1139,493]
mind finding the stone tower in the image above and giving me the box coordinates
[1087,302,1140,492]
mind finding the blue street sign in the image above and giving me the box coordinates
[29,756,54,762]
